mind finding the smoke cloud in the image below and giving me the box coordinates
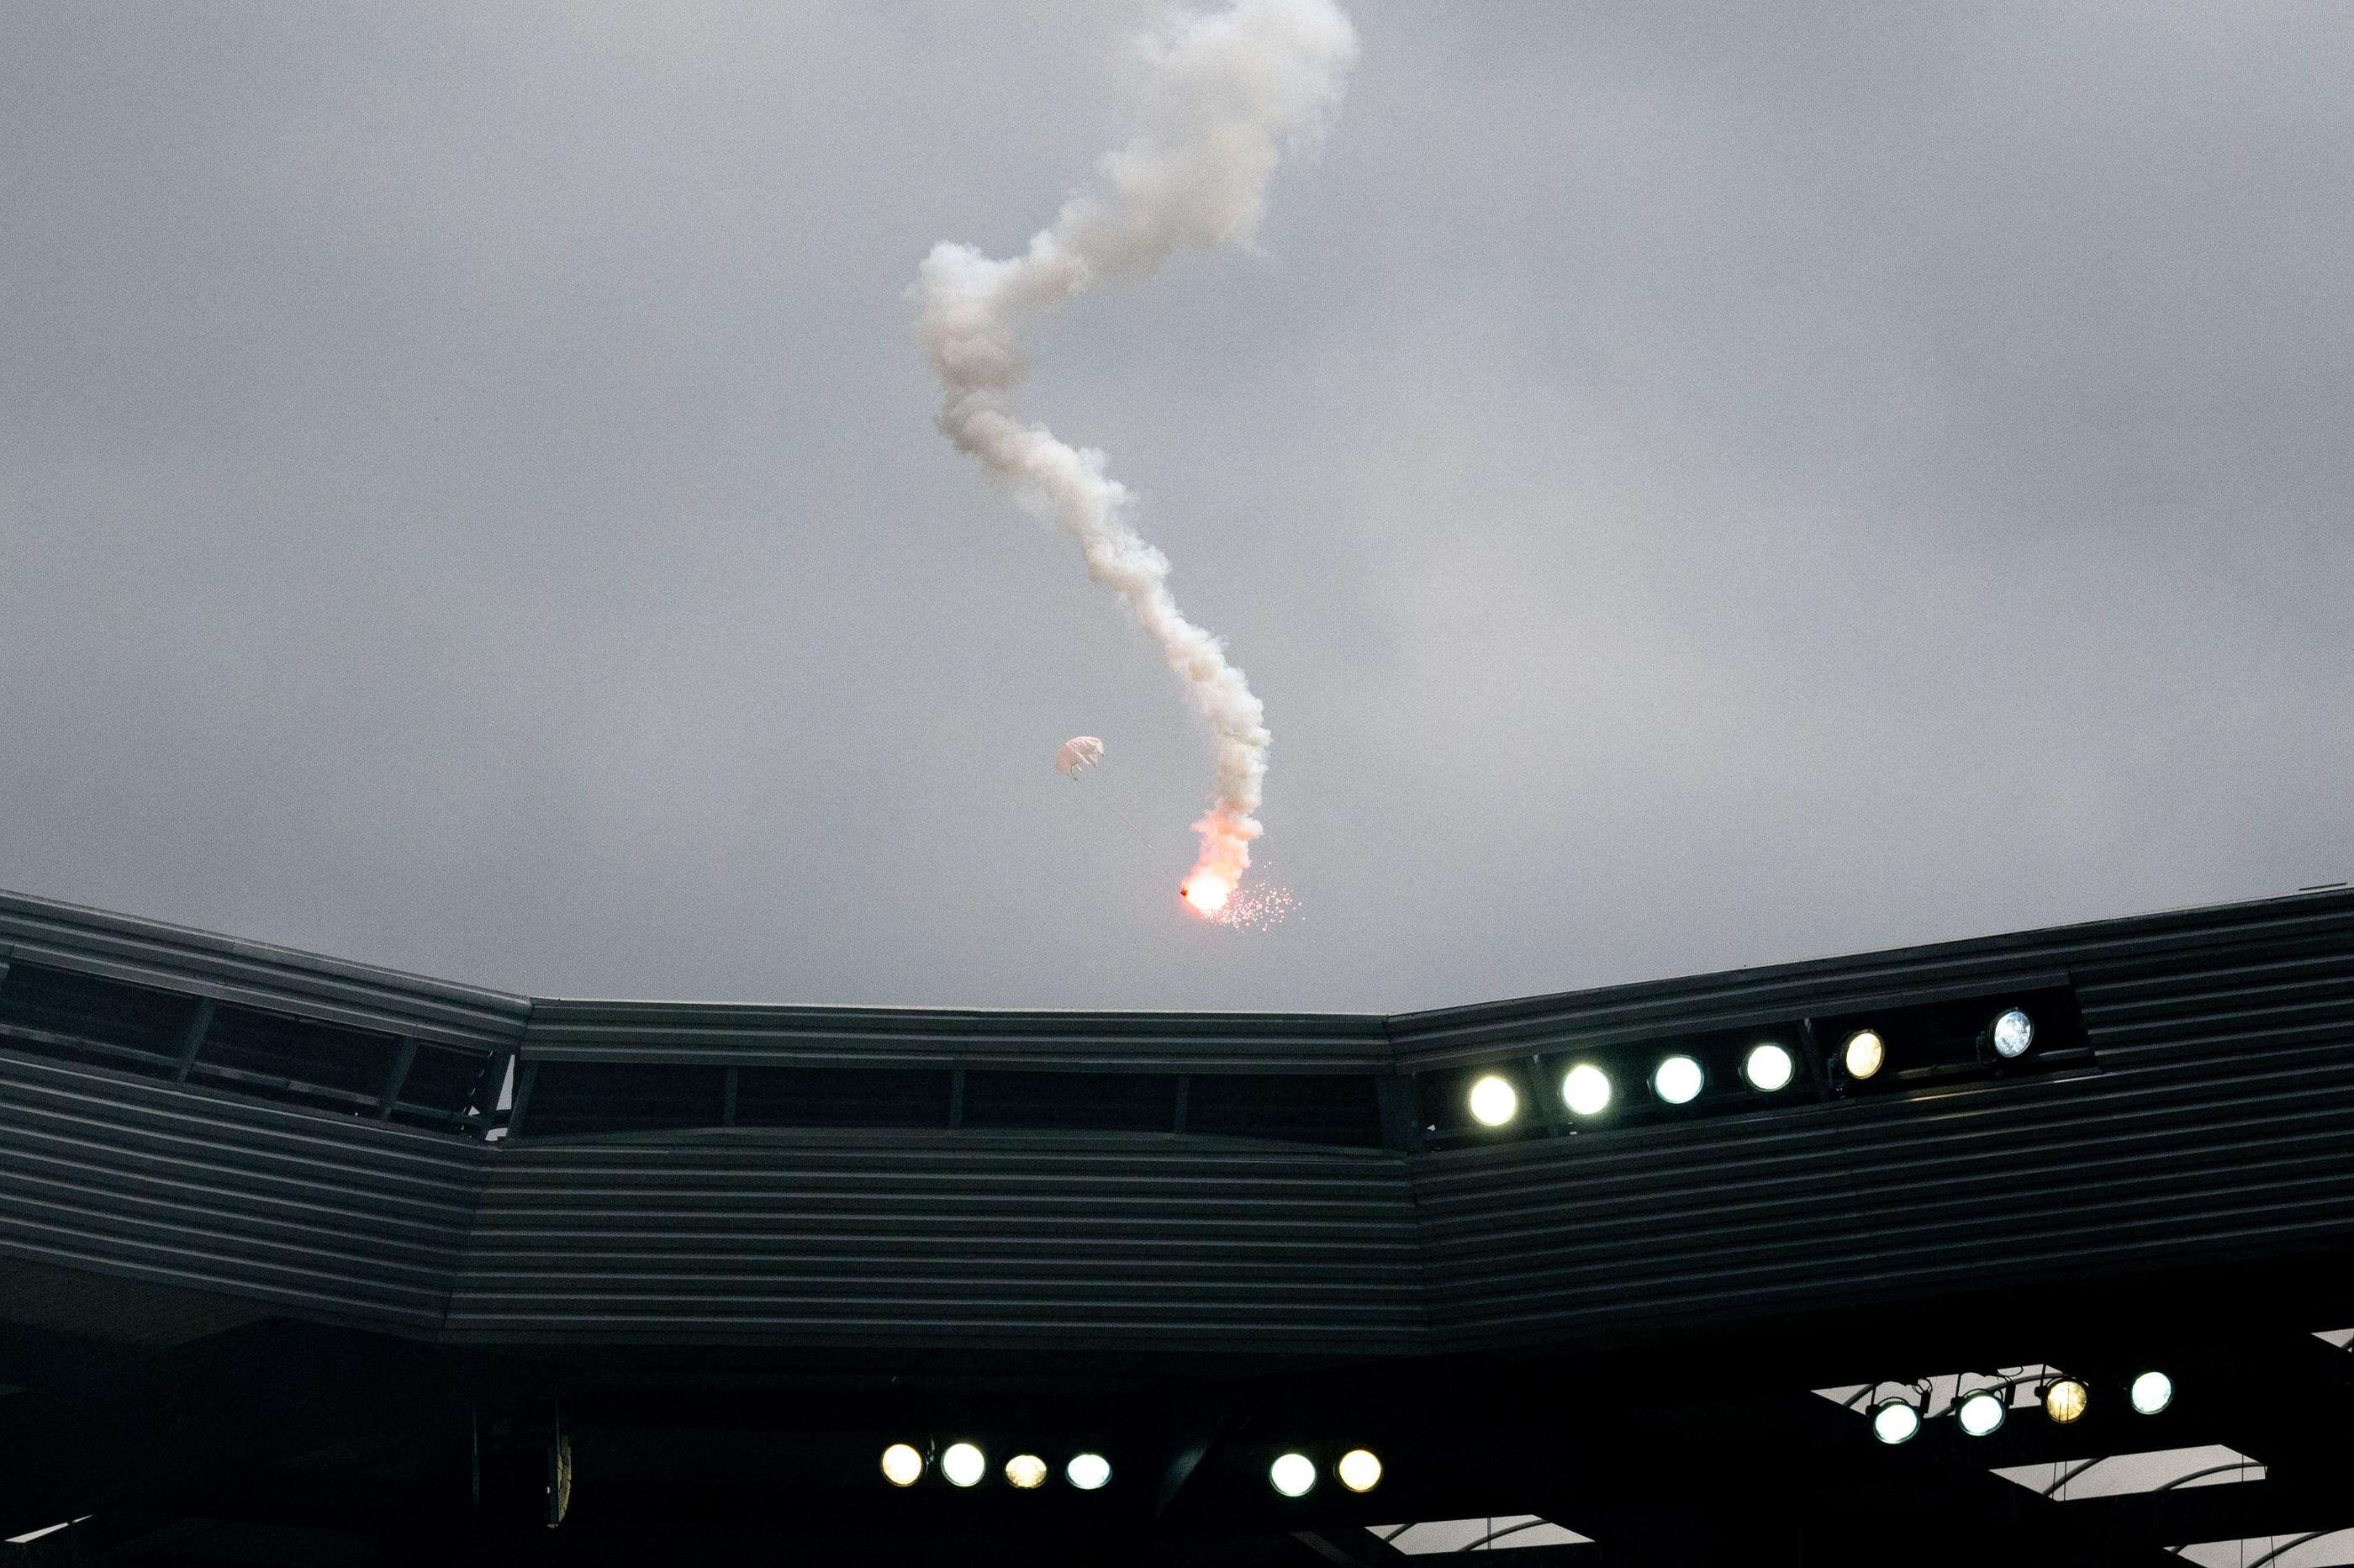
[915,0,1356,905]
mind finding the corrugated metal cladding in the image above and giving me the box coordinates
[445,1131,1423,1354]
[520,998,1390,1071]
[0,1050,486,1333]
[0,884,2348,1357]
[1414,894,2354,1349]
[0,890,530,1050]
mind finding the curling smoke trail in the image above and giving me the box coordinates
[915,0,1355,910]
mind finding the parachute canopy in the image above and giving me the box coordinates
[1054,736,1106,779]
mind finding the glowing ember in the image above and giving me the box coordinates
[1181,876,1232,914]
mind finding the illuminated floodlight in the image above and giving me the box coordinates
[1992,1008,2035,1059]
[1066,1453,1111,1491]
[2043,1379,2088,1424]
[1269,1453,1317,1497]
[1337,1449,1383,1492]
[941,1442,985,1487]
[2130,1370,2174,1415]
[1469,1074,1519,1127]
[1871,1397,1921,1445]
[1561,1064,1612,1117]
[880,1444,924,1486]
[1651,1055,1705,1106]
[1956,1390,2007,1438]
[1743,1042,1796,1092]
[1005,1454,1048,1490]
[1842,1030,1885,1080]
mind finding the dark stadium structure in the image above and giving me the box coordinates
[3,884,2354,1565]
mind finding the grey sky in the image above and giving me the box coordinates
[2,3,2347,1012]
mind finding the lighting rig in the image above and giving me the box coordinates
[875,1442,1386,1498]
[1438,989,2090,1145]
[1858,1365,2174,1444]
[879,1442,1116,1491]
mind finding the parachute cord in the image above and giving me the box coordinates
[1105,790,1159,858]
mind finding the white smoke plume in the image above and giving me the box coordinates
[915,0,1356,909]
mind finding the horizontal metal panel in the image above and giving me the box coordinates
[0,890,530,1051]
[0,1050,486,1333]
[522,998,1391,1072]
[1412,1036,2354,1349]
[1390,892,2354,1071]
[446,1130,1423,1354]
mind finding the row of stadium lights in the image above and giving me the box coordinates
[1871,1369,2174,1445]
[882,1443,1110,1491]
[1466,1008,2040,1127]
[879,1444,1385,1497]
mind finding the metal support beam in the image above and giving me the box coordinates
[377,1037,418,1120]
[1290,1529,1417,1565]
[2059,1477,2354,1550]
[507,1061,538,1138]
[169,997,214,1083]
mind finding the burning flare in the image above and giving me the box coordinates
[913,0,1356,910]
[1180,874,1233,914]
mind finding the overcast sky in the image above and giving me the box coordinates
[2,3,2347,1013]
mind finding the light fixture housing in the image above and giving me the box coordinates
[1871,1396,1922,1445]
[1956,1390,2007,1438]
[1744,1042,1796,1092]
[1005,1454,1048,1490]
[941,1442,986,1487]
[2130,1370,2174,1415]
[1066,1453,1111,1491]
[1561,1063,1612,1117]
[1842,1030,1885,1080]
[2043,1378,2088,1424]
[1337,1449,1382,1492]
[1991,1008,2035,1059]
[1651,1054,1705,1106]
[880,1443,924,1486]
[1269,1452,1317,1497]
[1468,1074,1519,1127]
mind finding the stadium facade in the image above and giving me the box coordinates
[2,884,2351,1564]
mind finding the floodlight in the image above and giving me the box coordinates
[880,1444,924,1486]
[1066,1453,1111,1491]
[1743,1042,1796,1092]
[2043,1379,2087,1424]
[1005,1454,1048,1489]
[1469,1074,1518,1127]
[1956,1390,2006,1437]
[1651,1055,1705,1105]
[1561,1064,1612,1117]
[1871,1397,1921,1444]
[1842,1030,1885,1080]
[2130,1370,2174,1415]
[1992,1008,2035,1059]
[1337,1449,1382,1492]
[1269,1453,1317,1497]
[942,1442,985,1487]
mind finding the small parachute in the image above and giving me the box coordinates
[1054,735,1106,779]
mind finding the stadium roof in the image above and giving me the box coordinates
[3,883,2351,1565]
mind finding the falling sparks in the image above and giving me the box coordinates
[1200,882,1297,932]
